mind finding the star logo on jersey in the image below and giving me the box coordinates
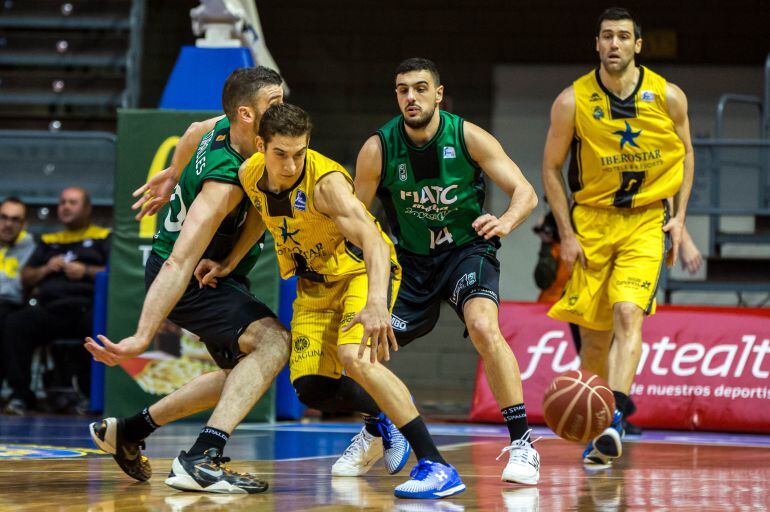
[280,218,300,245]
[613,121,641,150]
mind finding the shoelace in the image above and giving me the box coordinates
[375,416,394,449]
[208,454,252,477]
[408,460,435,481]
[339,431,368,462]
[496,429,542,462]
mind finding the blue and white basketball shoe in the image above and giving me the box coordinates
[394,459,466,499]
[376,413,411,474]
[331,414,410,476]
[583,409,624,466]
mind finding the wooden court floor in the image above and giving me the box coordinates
[1,419,769,511]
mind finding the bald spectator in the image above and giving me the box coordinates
[0,197,36,400]
[3,187,110,415]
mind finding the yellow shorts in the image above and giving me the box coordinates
[289,270,401,382]
[548,202,669,331]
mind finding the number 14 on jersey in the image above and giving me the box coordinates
[430,227,454,249]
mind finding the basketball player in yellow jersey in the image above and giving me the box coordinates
[200,103,466,499]
[542,7,694,466]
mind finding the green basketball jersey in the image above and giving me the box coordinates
[376,110,485,255]
[152,117,262,277]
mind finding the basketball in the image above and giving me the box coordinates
[542,369,616,443]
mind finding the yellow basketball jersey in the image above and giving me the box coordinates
[570,66,685,208]
[241,149,397,282]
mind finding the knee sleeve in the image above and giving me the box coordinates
[293,375,379,416]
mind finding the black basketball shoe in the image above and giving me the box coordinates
[89,417,152,481]
[165,448,269,494]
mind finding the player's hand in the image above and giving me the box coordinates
[560,234,586,274]
[194,258,230,288]
[343,300,398,363]
[472,214,512,240]
[131,166,179,220]
[663,216,684,268]
[63,261,87,280]
[679,234,703,275]
[84,334,149,366]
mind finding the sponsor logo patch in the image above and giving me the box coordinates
[391,314,407,331]
[339,312,356,326]
[293,336,310,352]
[293,190,307,211]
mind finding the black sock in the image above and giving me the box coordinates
[501,403,529,442]
[122,407,159,443]
[188,426,229,457]
[363,414,382,438]
[613,391,630,418]
[399,416,447,465]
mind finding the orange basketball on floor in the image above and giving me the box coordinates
[542,369,615,443]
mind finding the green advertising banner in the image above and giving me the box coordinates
[106,109,278,421]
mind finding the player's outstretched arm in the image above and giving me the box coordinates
[86,180,244,365]
[541,86,586,273]
[314,172,397,363]
[354,135,383,209]
[132,115,226,220]
[195,203,266,288]
[663,83,695,267]
[463,121,538,240]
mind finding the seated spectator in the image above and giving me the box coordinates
[2,187,110,415]
[0,197,36,401]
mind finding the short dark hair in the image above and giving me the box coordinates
[221,66,283,121]
[597,7,641,40]
[395,57,441,86]
[0,196,27,219]
[258,103,313,145]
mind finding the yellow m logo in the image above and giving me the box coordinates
[138,136,180,238]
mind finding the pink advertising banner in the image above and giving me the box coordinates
[470,302,770,433]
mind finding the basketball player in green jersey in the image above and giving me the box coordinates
[88,68,410,489]
[355,57,542,485]
[85,67,289,493]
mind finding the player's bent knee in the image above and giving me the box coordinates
[237,317,290,356]
[337,345,370,377]
[466,317,502,349]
